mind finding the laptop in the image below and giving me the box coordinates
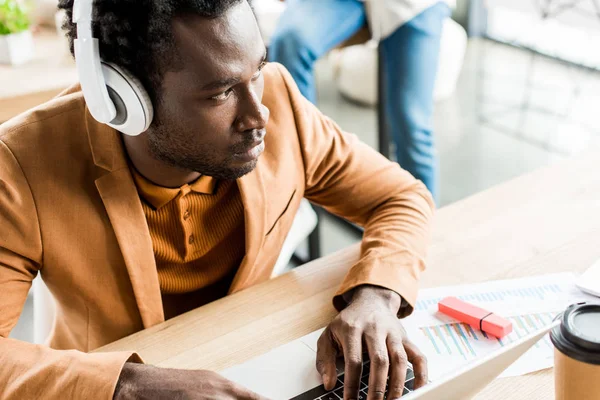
[221,320,559,399]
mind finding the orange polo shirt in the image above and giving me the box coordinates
[129,166,245,319]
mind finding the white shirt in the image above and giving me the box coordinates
[364,0,456,41]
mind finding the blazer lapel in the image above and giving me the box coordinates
[230,165,267,293]
[87,110,164,328]
[86,104,267,316]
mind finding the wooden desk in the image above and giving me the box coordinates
[99,151,600,399]
[0,30,77,123]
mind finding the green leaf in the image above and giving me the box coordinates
[0,0,32,35]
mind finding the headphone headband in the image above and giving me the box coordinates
[73,0,116,123]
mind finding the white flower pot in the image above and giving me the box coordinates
[0,30,35,66]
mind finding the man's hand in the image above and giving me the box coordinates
[316,285,428,400]
[113,363,270,400]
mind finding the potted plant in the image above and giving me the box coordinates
[0,0,34,65]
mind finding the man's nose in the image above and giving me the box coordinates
[234,88,270,133]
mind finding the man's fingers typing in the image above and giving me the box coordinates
[316,328,339,391]
[404,339,428,389]
[385,334,409,399]
[341,326,363,400]
[365,331,389,400]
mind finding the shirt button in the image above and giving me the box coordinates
[188,234,195,245]
[183,210,191,220]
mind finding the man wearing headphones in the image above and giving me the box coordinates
[0,0,433,399]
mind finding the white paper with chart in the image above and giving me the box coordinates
[402,273,598,381]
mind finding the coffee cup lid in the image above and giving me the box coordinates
[551,302,600,365]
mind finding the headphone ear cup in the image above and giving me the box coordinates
[100,62,154,136]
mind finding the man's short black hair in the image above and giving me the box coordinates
[58,0,244,105]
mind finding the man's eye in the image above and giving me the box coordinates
[252,61,267,80]
[210,89,233,101]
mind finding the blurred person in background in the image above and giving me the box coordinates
[269,0,453,203]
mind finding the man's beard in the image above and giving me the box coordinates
[147,124,258,181]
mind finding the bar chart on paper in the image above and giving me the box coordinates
[419,311,557,361]
[415,281,572,313]
[403,273,596,380]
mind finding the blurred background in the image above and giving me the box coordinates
[3,0,600,342]
[255,0,600,262]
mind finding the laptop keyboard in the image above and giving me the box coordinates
[290,360,415,400]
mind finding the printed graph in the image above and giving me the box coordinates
[415,283,564,311]
[404,274,595,379]
[418,311,557,360]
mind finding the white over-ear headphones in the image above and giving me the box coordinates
[72,0,153,136]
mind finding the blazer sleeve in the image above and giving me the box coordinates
[0,140,142,400]
[274,63,435,317]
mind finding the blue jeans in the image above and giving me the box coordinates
[268,0,450,202]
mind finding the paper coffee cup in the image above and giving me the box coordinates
[550,303,600,400]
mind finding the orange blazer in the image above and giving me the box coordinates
[0,63,434,399]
